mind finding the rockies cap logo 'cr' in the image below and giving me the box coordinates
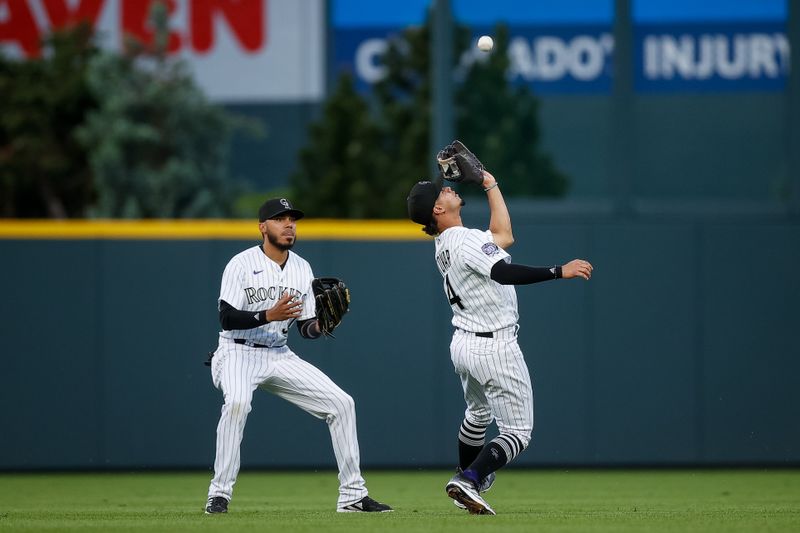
[280,199,290,209]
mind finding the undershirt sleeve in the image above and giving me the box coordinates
[490,260,562,285]
[219,299,267,330]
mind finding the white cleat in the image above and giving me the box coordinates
[446,473,496,515]
[453,469,495,510]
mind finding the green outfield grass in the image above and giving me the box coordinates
[0,469,798,532]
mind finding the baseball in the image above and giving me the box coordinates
[477,35,493,52]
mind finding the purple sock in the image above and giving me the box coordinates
[461,468,480,486]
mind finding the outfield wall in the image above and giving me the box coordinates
[1,212,799,470]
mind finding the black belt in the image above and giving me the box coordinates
[475,331,493,338]
[234,339,273,348]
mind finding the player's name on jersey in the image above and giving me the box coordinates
[436,249,452,273]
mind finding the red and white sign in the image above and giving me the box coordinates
[0,0,324,102]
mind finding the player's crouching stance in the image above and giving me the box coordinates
[407,141,593,515]
[204,198,391,515]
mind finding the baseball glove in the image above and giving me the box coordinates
[312,277,350,337]
[436,140,485,186]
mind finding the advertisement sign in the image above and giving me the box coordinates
[334,0,790,95]
[635,23,789,92]
[336,25,614,95]
[1,1,790,98]
[333,1,615,95]
[0,0,324,103]
[632,0,788,92]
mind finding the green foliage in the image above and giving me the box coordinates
[0,24,98,218]
[458,26,569,197]
[76,2,240,218]
[290,18,568,219]
[291,74,396,218]
[0,1,245,219]
[233,187,293,219]
[290,25,439,219]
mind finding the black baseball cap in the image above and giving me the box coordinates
[258,198,305,222]
[407,181,442,226]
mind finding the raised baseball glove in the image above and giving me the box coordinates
[312,277,350,338]
[436,140,485,186]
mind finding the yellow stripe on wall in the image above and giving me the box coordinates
[0,219,431,241]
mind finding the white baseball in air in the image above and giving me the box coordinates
[477,35,494,52]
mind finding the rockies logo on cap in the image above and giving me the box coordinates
[258,198,305,222]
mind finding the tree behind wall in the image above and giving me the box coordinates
[290,18,568,218]
[457,26,568,197]
[0,24,98,218]
[291,74,388,218]
[290,20,440,219]
[76,3,239,218]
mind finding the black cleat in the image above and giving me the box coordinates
[337,495,393,513]
[205,496,229,514]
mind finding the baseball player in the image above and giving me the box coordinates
[204,198,392,514]
[406,142,593,515]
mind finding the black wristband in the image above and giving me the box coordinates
[297,317,322,339]
[555,265,562,279]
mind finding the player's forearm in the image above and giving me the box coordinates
[490,260,562,285]
[485,179,513,249]
[219,300,268,330]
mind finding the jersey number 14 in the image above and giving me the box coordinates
[445,274,465,310]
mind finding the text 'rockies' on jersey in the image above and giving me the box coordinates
[218,246,316,347]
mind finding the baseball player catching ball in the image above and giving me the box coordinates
[407,141,593,515]
[204,198,391,514]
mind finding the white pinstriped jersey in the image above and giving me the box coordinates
[434,227,518,332]
[218,246,316,346]
[209,245,369,508]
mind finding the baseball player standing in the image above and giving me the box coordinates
[406,143,593,515]
[204,198,391,514]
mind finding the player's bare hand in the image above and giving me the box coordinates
[562,259,593,280]
[266,293,303,321]
[481,170,497,190]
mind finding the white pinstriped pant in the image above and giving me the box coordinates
[450,326,534,446]
[207,339,367,508]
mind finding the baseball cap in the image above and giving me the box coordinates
[258,198,305,222]
[407,181,441,226]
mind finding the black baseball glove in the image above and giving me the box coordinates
[312,277,350,338]
[436,140,485,186]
